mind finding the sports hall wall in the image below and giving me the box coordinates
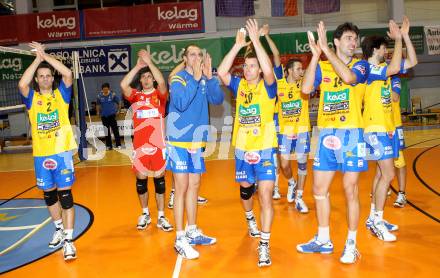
[1,0,439,138]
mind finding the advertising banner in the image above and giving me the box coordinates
[424,26,440,55]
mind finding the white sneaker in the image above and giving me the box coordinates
[287,180,297,203]
[394,192,407,208]
[197,196,208,205]
[49,228,65,248]
[370,220,397,242]
[295,198,309,213]
[174,237,199,259]
[137,213,151,230]
[168,190,175,209]
[272,187,281,200]
[257,242,271,267]
[246,216,261,238]
[157,216,173,232]
[63,240,77,261]
[340,239,360,264]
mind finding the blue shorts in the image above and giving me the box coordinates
[274,113,279,133]
[277,132,311,154]
[34,151,75,191]
[394,126,406,150]
[313,128,368,173]
[235,148,276,184]
[166,144,206,174]
[365,131,398,160]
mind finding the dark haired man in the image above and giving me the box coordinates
[96,82,121,150]
[18,41,78,261]
[120,50,173,233]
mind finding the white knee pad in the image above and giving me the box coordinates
[297,154,308,176]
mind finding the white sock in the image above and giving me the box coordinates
[64,229,73,240]
[158,211,164,218]
[369,203,375,220]
[245,210,255,220]
[296,190,303,199]
[260,232,270,243]
[347,230,357,243]
[374,210,384,224]
[142,208,150,215]
[187,224,197,231]
[54,219,64,230]
[275,174,279,188]
[176,230,185,238]
[317,226,330,243]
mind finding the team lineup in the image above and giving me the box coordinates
[18,16,417,267]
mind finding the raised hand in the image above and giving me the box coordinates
[29,41,46,61]
[235,28,250,49]
[138,49,152,66]
[246,18,260,44]
[317,21,329,52]
[259,24,269,36]
[400,15,410,37]
[202,52,212,79]
[136,57,148,68]
[387,20,402,41]
[307,31,322,57]
[193,59,203,81]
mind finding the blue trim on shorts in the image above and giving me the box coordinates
[313,128,368,173]
[394,126,406,150]
[165,144,206,174]
[235,148,276,184]
[277,132,311,154]
[365,131,399,160]
[33,151,75,191]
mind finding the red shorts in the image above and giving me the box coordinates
[132,147,166,174]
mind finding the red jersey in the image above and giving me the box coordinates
[125,88,168,150]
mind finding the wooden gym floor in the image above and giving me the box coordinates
[0,128,439,277]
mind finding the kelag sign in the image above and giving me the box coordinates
[131,39,222,72]
[47,45,131,77]
[83,2,203,39]
[0,53,35,81]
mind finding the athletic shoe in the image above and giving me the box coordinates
[246,216,261,238]
[137,213,151,230]
[340,239,360,264]
[272,187,281,200]
[197,196,208,205]
[186,228,217,245]
[49,228,65,248]
[296,236,334,254]
[369,221,397,242]
[366,218,399,232]
[287,180,297,203]
[157,216,173,232]
[63,240,77,261]
[295,198,309,213]
[394,192,407,208]
[174,237,199,259]
[257,242,271,267]
[115,146,122,150]
[168,190,175,209]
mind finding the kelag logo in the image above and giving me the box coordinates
[37,14,76,30]
[282,100,301,110]
[324,89,349,103]
[239,104,260,117]
[157,6,198,21]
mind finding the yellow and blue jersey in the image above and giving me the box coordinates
[228,76,277,151]
[21,80,77,157]
[391,75,403,127]
[274,65,310,134]
[313,59,369,129]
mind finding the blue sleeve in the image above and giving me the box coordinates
[170,73,198,112]
[313,64,322,91]
[351,60,369,84]
[227,75,241,98]
[20,89,34,110]
[366,64,388,84]
[59,79,72,104]
[391,76,401,95]
[206,78,224,105]
[264,81,277,99]
[113,93,120,104]
[274,65,284,80]
[399,59,407,74]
